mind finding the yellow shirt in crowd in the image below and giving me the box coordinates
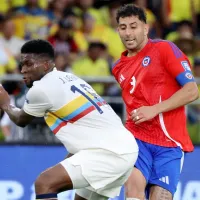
[169,0,193,22]
[74,24,124,62]
[72,57,110,95]
[0,47,17,75]
[0,0,47,14]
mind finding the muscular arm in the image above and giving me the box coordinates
[132,82,199,124]
[2,104,35,127]
[154,82,199,114]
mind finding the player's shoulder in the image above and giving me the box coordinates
[150,39,176,47]
[111,58,121,71]
[26,82,48,104]
[31,81,46,94]
[150,39,182,57]
[150,39,179,49]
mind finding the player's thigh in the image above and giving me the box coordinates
[76,188,108,200]
[60,158,90,189]
[125,139,152,196]
[35,163,73,192]
[149,185,172,200]
[149,146,184,197]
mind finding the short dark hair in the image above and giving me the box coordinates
[116,4,146,24]
[21,39,55,59]
[88,42,107,51]
[177,20,193,29]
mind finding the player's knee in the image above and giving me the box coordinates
[125,168,146,198]
[125,181,145,199]
[35,172,56,193]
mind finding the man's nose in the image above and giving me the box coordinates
[21,66,27,73]
[125,28,131,36]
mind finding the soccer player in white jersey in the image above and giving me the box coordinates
[0,39,139,200]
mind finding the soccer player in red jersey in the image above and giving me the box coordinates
[112,4,199,200]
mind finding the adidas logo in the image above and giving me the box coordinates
[119,74,125,83]
[159,176,169,184]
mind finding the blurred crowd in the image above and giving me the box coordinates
[0,0,200,143]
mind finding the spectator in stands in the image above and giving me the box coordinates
[172,21,200,66]
[160,0,196,37]
[0,45,18,75]
[48,19,79,56]
[74,13,98,53]
[47,0,70,22]
[72,42,110,95]
[13,0,54,40]
[74,12,124,62]
[135,0,158,38]
[0,16,25,60]
[73,0,104,26]
[0,44,19,141]
[55,53,72,73]
[0,0,12,14]
[166,20,193,40]
[194,58,200,79]
[187,57,200,142]
[99,2,125,62]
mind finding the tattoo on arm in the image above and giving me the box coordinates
[150,186,172,200]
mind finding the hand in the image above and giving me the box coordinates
[131,105,159,124]
[0,85,10,108]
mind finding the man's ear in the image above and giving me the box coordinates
[44,61,49,71]
[144,23,149,36]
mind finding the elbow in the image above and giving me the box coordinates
[16,119,28,128]
[189,87,199,102]
[18,123,27,128]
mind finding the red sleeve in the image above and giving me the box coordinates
[47,36,56,46]
[69,39,79,53]
[159,41,195,86]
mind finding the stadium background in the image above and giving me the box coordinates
[0,0,200,199]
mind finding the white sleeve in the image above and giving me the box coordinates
[23,86,52,117]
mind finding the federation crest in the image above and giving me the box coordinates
[142,56,151,67]
[185,72,193,80]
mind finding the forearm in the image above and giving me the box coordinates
[154,83,199,114]
[2,104,25,127]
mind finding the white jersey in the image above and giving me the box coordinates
[23,68,138,154]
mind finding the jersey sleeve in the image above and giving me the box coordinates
[23,86,52,117]
[160,41,195,86]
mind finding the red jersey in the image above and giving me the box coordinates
[112,39,194,152]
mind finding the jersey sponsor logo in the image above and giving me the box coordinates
[159,176,169,184]
[181,61,191,71]
[142,56,151,67]
[185,72,193,80]
[119,74,125,83]
[130,76,136,94]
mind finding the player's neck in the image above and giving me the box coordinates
[127,37,148,57]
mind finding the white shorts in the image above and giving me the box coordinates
[60,149,138,199]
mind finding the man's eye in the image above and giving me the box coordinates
[27,62,33,66]
[120,27,126,30]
